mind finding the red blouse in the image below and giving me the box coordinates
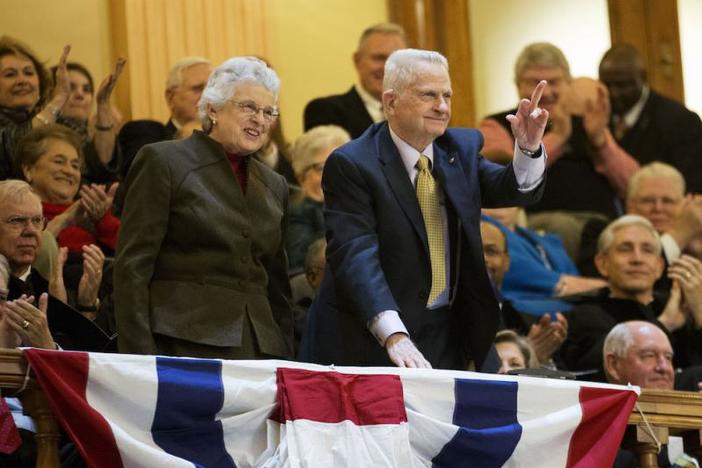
[42,202,120,253]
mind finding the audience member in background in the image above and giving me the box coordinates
[604,321,699,468]
[253,114,296,186]
[495,329,537,374]
[482,207,606,314]
[480,219,568,367]
[117,56,212,180]
[599,43,702,193]
[304,23,406,138]
[561,215,702,378]
[164,56,212,139]
[19,124,119,256]
[291,238,327,351]
[0,180,111,344]
[51,59,126,184]
[578,163,702,291]
[480,42,638,220]
[115,57,293,360]
[0,37,70,180]
[287,125,350,271]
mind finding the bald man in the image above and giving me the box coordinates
[599,43,702,192]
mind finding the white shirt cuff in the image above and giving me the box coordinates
[368,310,409,346]
[512,141,547,192]
[661,232,682,263]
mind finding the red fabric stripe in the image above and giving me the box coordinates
[24,349,123,468]
[0,396,21,454]
[566,386,638,468]
[276,367,407,425]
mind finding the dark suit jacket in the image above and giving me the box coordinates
[114,131,293,358]
[299,123,544,370]
[614,90,702,193]
[303,86,374,139]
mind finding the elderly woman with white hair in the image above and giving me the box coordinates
[287,125,349,272]
[114,57,293,359]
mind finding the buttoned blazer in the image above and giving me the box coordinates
[303,86,374,139]
[114,131,293,357]
[300,123,544,369]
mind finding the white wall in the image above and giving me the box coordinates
[469,0,611,120]
[678,0,702,117]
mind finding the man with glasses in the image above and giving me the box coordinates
[480,42,638,220]
[164,57,212,139]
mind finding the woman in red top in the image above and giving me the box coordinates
[17,124,119,254]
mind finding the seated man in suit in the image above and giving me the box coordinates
[163,57,212,138]
[303,23,406,138]
[300,48,548,371]
[599,43,702,193]
[480,42,639,220]
[561,214,702,377]
[480,219,568,367]
[604,321,699,468]
[577,162,702,289]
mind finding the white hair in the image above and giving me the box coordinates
[383,49,448,94]
[165,56,211,90]
[626,161,686,203]
[597,214,661,256]
[603,322,636,358]
[197,57,280,133]
[292,125,350,178]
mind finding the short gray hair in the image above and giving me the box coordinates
[0,179,39,208]
[597,214,661,256]
[514,42,571,84]
[197,56,280,133]
[165,56,211,90]
[603,322,636,359]
[357,23,406,52]
[626,161,686,203]
[292,125,350,179]
[383,49,448,94]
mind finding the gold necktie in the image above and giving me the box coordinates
[416,155,446,305]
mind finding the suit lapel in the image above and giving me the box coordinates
[377,126,428,250]
[433,142,473,229]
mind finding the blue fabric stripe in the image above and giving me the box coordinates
[152,356,236,468]
[432,378,522,468]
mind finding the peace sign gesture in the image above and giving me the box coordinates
[506,80,549,152]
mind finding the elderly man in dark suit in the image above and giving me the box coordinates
[599,44,702,193]
[300,49,549,371]
[303,23,406,138]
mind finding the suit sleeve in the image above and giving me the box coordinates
[113,145,172,354]
[477,152,545,208]
[322,151,400,325]
[304,98,341,132]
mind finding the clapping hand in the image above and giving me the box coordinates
[77,244,105,320]
[3,294,54,349]
[506,80,549,152]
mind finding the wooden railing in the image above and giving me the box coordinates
[1,348,702,468]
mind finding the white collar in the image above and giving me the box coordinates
[355,83,382,108]
[621,85,650,128]
[388,126,434,179]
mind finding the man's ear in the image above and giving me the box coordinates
[352,51,361,70]
[22,165,32,183]
[207,104,217,123]
[382,90,396,116]
[594,253,609,279]
[604,353,622,384]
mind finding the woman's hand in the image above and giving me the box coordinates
[96,57,126,106]
[51,45,72,109]
[45,200,83,237]
[79,184,117,222]
[4,294,54,349]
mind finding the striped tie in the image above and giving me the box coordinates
[416,155,446,305]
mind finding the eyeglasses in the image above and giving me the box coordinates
[230,100,280,122]
[483,246,506,258]
[3,215,45,231]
